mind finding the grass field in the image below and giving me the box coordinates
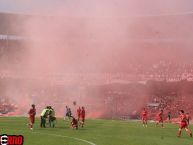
[0,117,192,145]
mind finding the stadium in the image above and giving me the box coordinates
[0,1,193,145]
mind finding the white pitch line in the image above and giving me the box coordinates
[4,129,96,145]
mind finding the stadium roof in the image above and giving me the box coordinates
[0,34,25,40]
[0,11,193,42]
[0,12,29,36]
[1,0,193,17]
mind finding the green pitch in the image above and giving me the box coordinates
[0,117,192,145]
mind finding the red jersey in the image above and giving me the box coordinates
[80,109,85,118]
[141,110,148,117]
[179,113,188,129]
[156,111,163,122]
[72,118,78,125]
[77,108,81,116]
[179,114,187,123]
[28,108,36,118]
[158,112,163,118]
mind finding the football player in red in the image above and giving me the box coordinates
[156,109,164,128]
[28,104,36,130]
[80,106,85,128]
[177,110,192,137]
[77,107,81,121]
[141,108,148,127]
[71,116,78,130]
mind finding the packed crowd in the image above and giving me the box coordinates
[0,97,17,115]
[148,95,193,120]
[1,61,193,84]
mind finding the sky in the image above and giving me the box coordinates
[0,0,193,16]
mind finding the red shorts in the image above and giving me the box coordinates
[80,117,85,122]
[142,116,147,121]
[29,117,35,124]
[180,122,187,129]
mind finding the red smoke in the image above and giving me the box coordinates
[1,0,193,118]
